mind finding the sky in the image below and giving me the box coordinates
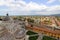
[0,0,60,15]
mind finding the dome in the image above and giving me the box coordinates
[0,26,14,40]
[0,26,6,31]
[14,28,26,39]
[0,26,7,37]
[3,13,13,21]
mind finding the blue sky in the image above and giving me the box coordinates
[0,0,60,15]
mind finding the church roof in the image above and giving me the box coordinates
[3,14,12,21]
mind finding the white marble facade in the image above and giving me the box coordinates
[0,14,26,40]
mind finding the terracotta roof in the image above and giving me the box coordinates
[26,25,60,35]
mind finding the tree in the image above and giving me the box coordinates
[27,18,34,23]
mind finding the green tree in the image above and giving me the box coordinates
[27,18,34,23]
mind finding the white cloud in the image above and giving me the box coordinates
[46,5,60,11]
[47,0,56,3]
[22,2,47,11]
[0,0,60,15]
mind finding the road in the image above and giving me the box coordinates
[53,17,60,26]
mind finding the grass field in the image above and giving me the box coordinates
[42,36,57,40]
[26,31,38,40]
[26,31,56,40]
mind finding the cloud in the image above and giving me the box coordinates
[22,2,47,11]
[0,0,60,15]
[45,5,60,12]
[47,0,56,3]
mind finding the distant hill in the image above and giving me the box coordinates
[0,14,60,16]
[50,14,60,16]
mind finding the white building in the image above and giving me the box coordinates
[0,14,26,40]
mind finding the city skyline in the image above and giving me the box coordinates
[0,0,60,15]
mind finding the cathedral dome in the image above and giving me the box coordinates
[3,13,13,21]
[14,28,26,39]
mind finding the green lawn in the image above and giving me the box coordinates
[42,36,57,40]
[26,31,37,35]
[29,36,38,40]
[26,31,38,40]
[26,31,56,40]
